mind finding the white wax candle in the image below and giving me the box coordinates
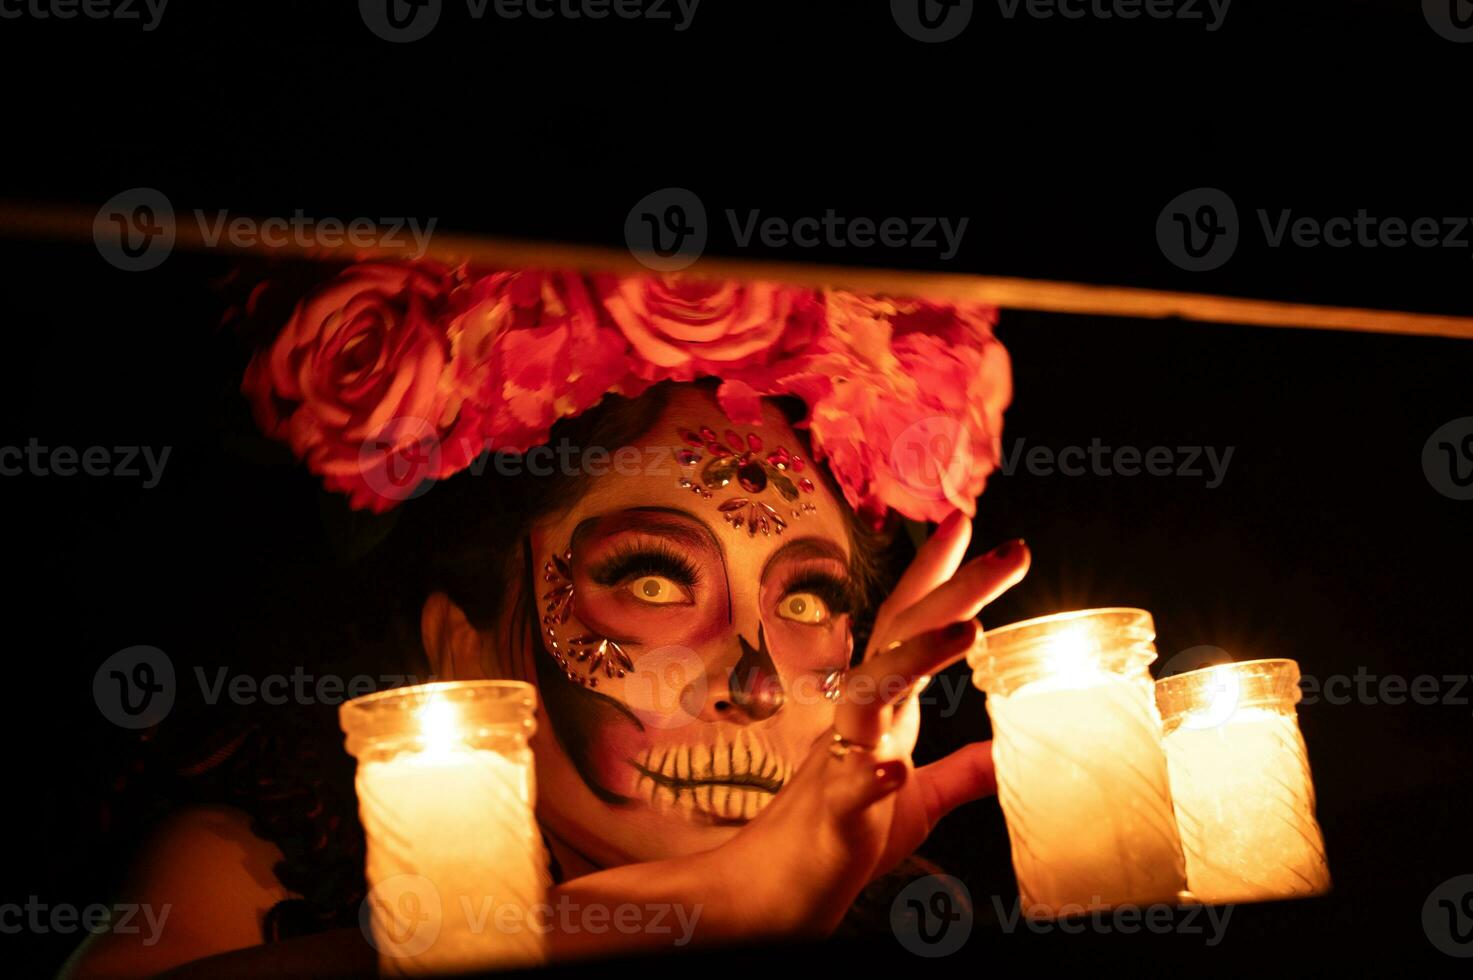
[358,742,549,974]
[988,672,1187,916]
[1164,707,1330,904]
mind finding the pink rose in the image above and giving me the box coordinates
[597,274,826,383]
[444,269,640,456]
[241,261,461,512]
[796,294,1011,526]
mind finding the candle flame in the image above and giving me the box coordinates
[1043,624,1106,688]
[418,694,462,753]
[1180,665,1243,730]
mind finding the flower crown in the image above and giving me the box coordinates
[241,260,1012,529]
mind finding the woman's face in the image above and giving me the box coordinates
[525,387,858,866]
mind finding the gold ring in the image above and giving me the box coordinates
[828,728,878,759]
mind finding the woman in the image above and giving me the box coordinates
[66,264,1027,975]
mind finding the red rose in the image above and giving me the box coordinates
[793,293,1011,526]
[444,269,641,455]
[241,261,461,511]
[597,274,826,383]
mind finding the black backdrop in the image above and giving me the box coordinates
[2,2,1471,975]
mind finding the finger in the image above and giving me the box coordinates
[825,753,909,818]
[885,539,1030,646]
[915,741,996,829]
[869,510,972,648]
[835,620,978,747]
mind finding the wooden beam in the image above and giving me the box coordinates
[3,201,1471,341]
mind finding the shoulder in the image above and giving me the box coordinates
[61,804,297,979]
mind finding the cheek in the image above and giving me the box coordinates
[763,613,851,673]
[574,587,730,648]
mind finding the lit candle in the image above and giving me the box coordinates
[969,608,1188,917]
[1156,659,1331,904]
[341,681,549,974]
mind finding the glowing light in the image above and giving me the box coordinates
[1179,664,1243,730]
[418,694,462,753]
[1042,623,1108,689]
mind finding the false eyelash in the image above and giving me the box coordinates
[589,542,703,589]
[782,570,858,617]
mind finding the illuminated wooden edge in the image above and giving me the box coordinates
[4,201,1471,340]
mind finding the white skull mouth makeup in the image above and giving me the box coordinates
[630,727,791,824]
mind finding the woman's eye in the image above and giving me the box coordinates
[777,592,830,625]
[627,575,688,605]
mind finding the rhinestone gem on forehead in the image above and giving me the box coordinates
[541,548,635,687]
[675,427,818,536]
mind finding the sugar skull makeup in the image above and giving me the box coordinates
[525,387,862,866]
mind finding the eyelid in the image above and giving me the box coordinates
[589,540,702,589]
[777,566,857,616]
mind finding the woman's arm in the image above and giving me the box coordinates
[60,805,294,979]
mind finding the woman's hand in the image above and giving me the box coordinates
[722,511,1029,936]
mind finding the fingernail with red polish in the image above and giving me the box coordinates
[944,619,977,643]
[874,761,906,787]
[988,538,1025,561]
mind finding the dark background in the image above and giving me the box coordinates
[2,1,1470,975]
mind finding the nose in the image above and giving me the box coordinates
[695,626,786,723]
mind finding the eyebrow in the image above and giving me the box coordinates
[571,506,721,554]
[759,536,851,583]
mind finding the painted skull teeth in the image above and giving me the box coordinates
[541,548,633,687]
[632,730,792,822]
[675,427,816,535]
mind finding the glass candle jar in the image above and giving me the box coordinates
[1155,659,1331,905]
[340,680,549,974]
[969,608,1188,917]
